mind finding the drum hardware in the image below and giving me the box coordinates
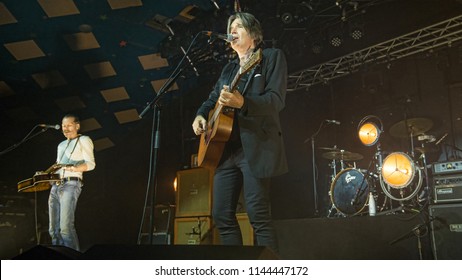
[389,118,433,138]
[416,136,436,204]
[329,148,385,216]
[389,117,433,158]
[318,146,340,151]
[322,150,364,162]
[306,121,340,216]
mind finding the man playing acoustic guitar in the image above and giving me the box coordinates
[192,12,288,254]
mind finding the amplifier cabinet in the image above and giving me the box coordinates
[174,214,254,245]
[432,160,462,175]
[433,174,462,203]
[430,203,462,259]
[175,168,213,217]
[140,232,171,245]
[174,216,216,245]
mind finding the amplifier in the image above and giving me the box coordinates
[433,174,462,203]
[433,160,462,175]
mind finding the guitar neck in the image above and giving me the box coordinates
[44,163,73,173]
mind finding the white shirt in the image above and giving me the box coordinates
[56,135,95,179]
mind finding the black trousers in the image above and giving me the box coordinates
[212,145,279,253]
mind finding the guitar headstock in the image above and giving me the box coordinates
[240,48,262,74]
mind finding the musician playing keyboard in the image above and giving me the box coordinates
[48,114,95,251]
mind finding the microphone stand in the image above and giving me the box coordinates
[137,32,203,245]
[0,125,56,246]
[305,121,327,217]
[0,125,52,156]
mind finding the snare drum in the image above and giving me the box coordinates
[330,168,370,216]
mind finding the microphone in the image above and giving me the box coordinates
[435,133,448,145]
[326,119,341,125]
[39,124,60,130]
[203,31,234,42]
[209,0,220,10]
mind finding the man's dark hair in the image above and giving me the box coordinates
[227,12,263,46]
[63,113,80,123]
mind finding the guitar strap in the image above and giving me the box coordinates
[58,135,81,164]
[238,66,257,97]
[58,136,81,178]
[236,50,262,96]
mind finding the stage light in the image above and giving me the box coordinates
[349,22,364,40]
[308,33,324,54]
[328,27,344,47]
[281,12,294,24]
[311,40,323,54]
[357,115,383,146]
[330,34,342,47]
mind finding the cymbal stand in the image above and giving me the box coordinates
[327,159,339,218]
[329,158,338,182]
[351,152,377,213]
[375,142,393,211]
[308,121,330,217]
[417,141,432,204]
[410,133,416,158]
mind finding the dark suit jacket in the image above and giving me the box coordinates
[196,48,289,178]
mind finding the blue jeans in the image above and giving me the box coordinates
[212,146,279,253]
[48,181,82,251]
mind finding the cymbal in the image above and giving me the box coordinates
[318,146,340,151]
[415,146,438,154]
[389,118,433,138]
[322,150,364,161]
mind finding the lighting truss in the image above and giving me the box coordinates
[287,15,462,92]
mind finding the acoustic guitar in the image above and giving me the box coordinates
[17,163,73,193]
[197,49,262,169]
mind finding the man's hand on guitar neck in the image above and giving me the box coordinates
[218,85,244,109]
[192,115,207,136]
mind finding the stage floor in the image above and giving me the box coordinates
[274,214,432,259]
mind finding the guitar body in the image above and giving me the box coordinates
[196,49,262,170]
[17,163,71,192]
[198,106,234,169]
[17,173,61,192]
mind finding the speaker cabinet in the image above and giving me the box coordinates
[140,232,171,245]
[235,213,254,245]
[174,214,254,245]
[430,203,462,259]
[176,168,212,217]
[174,216,216,245]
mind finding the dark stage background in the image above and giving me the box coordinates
[1,0,462,258]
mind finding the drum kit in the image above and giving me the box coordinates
[325,115,437,217]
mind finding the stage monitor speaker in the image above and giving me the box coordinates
[430,203,462,259]
[82,244,278,260]
[12,245,82,260]
[176,168,212,217]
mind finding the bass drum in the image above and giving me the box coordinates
[330,168,370,216]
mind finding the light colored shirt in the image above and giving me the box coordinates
[56,135,95,179]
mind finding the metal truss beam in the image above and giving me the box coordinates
[287,15,462,92]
